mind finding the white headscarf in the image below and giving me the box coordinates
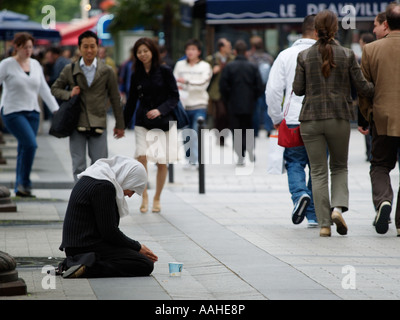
[77,155,147,218]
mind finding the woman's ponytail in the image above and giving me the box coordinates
[315,11,338,78]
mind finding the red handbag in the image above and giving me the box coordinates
[278,91,304,148]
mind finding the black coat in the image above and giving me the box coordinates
[60,176,141,252]
[124,64,179,130]
[219,55,264,115]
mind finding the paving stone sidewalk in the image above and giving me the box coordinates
[1,118,400,301]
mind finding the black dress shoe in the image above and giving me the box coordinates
[62,264,86,278]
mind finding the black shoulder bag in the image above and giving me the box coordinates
[49,63,81,138]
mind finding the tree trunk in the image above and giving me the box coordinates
[163,2,173,58]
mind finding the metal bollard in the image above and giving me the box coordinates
[168,164,174,183]
[197,116,205,194]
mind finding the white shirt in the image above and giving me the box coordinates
[266,38,316,125]
[173,59,212,110]
[0,57,59,115]
[80,57,97,87]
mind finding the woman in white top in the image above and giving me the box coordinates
[0,32,59,197]
[173,39,212,168]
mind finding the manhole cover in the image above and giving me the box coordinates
[0,220,63,227]
[15,257,64,268]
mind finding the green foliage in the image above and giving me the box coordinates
[0,0,40,18]
[0,0,81,22]
[34,0,82,22]
[108,0,181,34]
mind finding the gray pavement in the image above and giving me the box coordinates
[1,117,400,302]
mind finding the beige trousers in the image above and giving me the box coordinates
[300,119,350,227]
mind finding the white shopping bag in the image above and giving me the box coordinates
[266,134,286,175]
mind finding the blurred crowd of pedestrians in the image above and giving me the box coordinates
[0,4,399,273]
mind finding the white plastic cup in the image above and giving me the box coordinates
[169,262,183,276]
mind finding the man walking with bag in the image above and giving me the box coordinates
[52,31,125,181]
[266,15,318,227]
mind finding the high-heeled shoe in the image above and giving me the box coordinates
[331,210,348,235]
[140,197,148,213]
[152,199,161,213]
[320,227,331,237]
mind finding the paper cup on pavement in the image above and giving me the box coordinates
[169,262,183,276]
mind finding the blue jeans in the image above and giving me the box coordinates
[253,93,274,136]
[284,141,317,222]
[2,110,40,193]
[183,108,207,164]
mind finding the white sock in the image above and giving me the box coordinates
[334,207,342,213]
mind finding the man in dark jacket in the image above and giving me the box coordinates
[219,40,264,165]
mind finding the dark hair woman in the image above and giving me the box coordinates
[315,10,338,78]
[124,37,179,214]
[293,10,374,237]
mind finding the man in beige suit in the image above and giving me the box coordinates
[52,31,125,181]
[359,2,400,235]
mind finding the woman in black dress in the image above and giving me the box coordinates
[124,37,180,214]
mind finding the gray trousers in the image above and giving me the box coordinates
[300,119,350,227]
[69,129,108,181]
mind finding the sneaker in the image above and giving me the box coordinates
[236,157,246,167]
[372,217,391,226]
[183,163,198,171]
[62,264,86,279]
[374,201,391,234]
[307,219,318,228]
[292,194,310,225]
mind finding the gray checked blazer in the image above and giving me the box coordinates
[292,41,374,122]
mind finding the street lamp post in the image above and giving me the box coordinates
[81,0,91,20]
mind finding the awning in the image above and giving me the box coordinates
[57,15,102,46]
[206,0,389,24]
[0,10,29,22]
[0,9,61,41]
